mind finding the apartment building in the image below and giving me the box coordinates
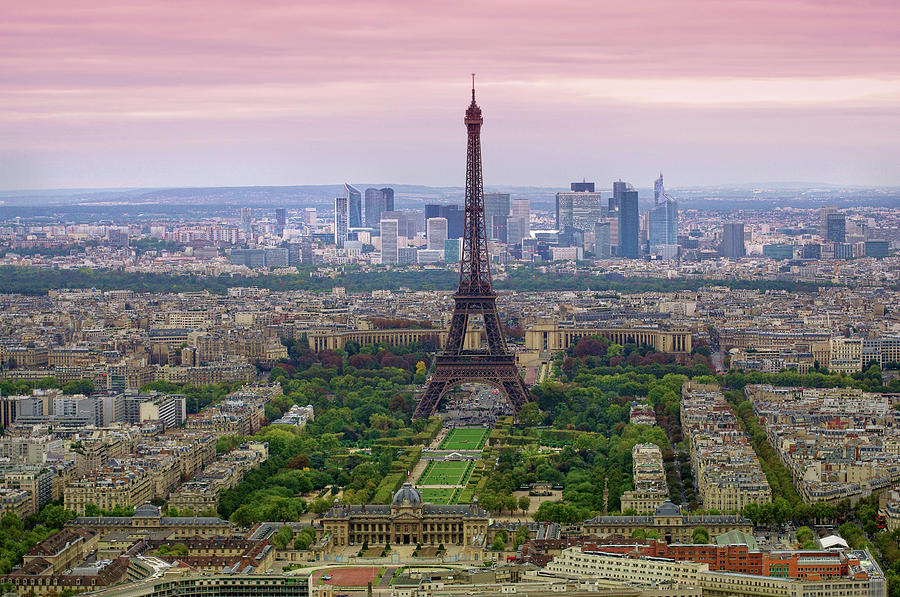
[620,443,669,514]
[681,382,772,511]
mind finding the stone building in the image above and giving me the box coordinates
[582,501,752,544]
[320,483,488,547]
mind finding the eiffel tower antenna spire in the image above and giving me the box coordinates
[414,82,531,420]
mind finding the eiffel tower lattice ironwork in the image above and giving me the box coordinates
[413,79,531,419]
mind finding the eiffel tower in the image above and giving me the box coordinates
[413,79,531,419]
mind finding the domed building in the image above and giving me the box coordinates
[320,482,488,548]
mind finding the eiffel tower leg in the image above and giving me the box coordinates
[482,308,508,354]
[415,377,449,419]
[501,376,529,413]
[444,311,468,355]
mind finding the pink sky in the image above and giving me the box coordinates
[2,0,899,189]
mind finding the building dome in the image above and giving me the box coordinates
[392,482,422,506]
[654,501,683,517]
[134,503,161,518]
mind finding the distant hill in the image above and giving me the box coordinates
[0,183,897,213]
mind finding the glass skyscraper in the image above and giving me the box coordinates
[648,173,678,255]
[616,182,640,258]
[345,184,362,228]
[334,196,348,248]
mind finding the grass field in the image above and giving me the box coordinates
[418,487,458,504]
[419,460,472,486]
[440,427,489,450]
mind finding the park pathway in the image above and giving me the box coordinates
[378,567,397,588]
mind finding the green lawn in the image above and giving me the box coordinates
[419,460,472,485]
[419,488,458,504]
[440,427,489,450]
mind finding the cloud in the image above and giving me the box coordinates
[1,0,899,188]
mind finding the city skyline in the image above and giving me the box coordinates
[3,1,900,190]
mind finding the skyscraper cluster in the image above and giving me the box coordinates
[425,204,465,239]
[551,176,678,259]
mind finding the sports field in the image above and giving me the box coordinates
[419,460,472,486]
[314,567,379,586]
[440,427,489,450]
[418,487,458,504]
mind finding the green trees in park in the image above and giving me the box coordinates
[518,496,531,516]
[0,264,831,297]
[692,527,710,544]
[468,343,696,522]
[217,341,436,526]
[795,526,816,549]
[0,503,76,575]
[293,526,317,550]
[272,526,295,549]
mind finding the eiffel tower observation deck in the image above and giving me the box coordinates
[413,79,532,419]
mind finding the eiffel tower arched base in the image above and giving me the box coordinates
[413,354,530,419]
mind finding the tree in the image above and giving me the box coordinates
[518,403,543,427]
[518,496,531,516]
[61,379,94,395]
[0,513,22,532]
[36,504,74,529]
[229,505,257,527]
[272,525,295,549]
[491,536,505,551]
[692,526,710,544]
[795,526,814,546]
[309,498,331,515]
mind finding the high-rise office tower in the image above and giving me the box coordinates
[571,181,595,192]
[483,192,510,241]
[556,193,573,230]
[507,198,530,246]
[382,210,409,238]
[304,207,317,227]
[345,184,362,228]
[381,187,395,212]
[826,213,846,243]
[510,198,530,230]
[365,188,386,228]
[380,219,399,264]
[443,205,464,238]
[616,182,640,258]
[240,207,252,235]
[720,222,746,259]
[334,196,349,248]
[275,208,286,237]
[443,238,461,263]
[300,236,314,263]
[648,173,678,254]
[425,204,465,239]
[593,221,611,258]
[427,217,448,251]
[820,206,838,235]
[611,180,630,213]
[557,182,603,237]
